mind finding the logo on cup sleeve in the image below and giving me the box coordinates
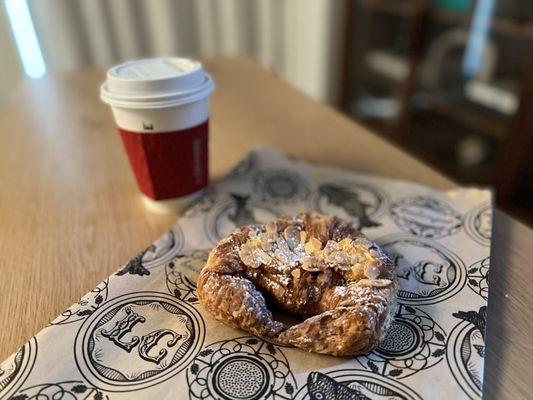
[74,291,204,392]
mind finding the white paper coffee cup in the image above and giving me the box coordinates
[101,58,214,213]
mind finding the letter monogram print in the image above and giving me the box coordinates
[138,329,182,364]
[379,235,466,305]
[100,307,146,352]
[75,292,205,392]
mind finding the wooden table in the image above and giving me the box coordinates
[0,57,530,399]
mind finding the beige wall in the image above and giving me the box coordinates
[0,4,23,106]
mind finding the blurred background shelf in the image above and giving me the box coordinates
[341,0,533,223]
[433,9,533,41]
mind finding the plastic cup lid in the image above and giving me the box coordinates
[100,58,214,109]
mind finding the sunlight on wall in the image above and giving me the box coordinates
[4,0,46,79]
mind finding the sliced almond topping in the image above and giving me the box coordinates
[291,268,301,279]
[354,237,373,249]
[317,219,329,240]
[284,225,301,250]
[238,245,262,269]
[339,238,353,250]
[335,264,352,272]
[358,278,392,288]
[274,235,293,264]
[350,264,364,278]
[369,249,381,258]
[256,248,273,264]
[310,237,323,249]
[323,240,338,256]
[327,251,351,266]
[260,240,272,252]
[266,221,277,237]
[301,256,322,272]
[304,237,323,255]
[351,253,363,264]
[364,262,381,280]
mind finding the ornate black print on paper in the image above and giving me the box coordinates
[379,235,466,305]
[293,369,423,400]
[447,306,487,400]
[116,226,185,277]
[204,193,279,244]
[49,279,109,326]
[467,257,490,301]
[74,291,205,392]
[224,152,256,180]
[311,182,387,230]
[7,380,108,400]
[357,304,446,378]
[187,336,296,400]
[390,196,463,238]
[183,190,219,218]
[0,338,37,400]
[465,203,492,246]
[253,169,311,204]
[166,250,210,304]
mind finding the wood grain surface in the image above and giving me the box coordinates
[0,57,530,399]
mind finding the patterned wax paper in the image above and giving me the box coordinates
[0,148,492,400]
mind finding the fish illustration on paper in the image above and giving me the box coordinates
[318,185,381,229]
[116,245,155,276]
[453,306,486,341]
[116,229,177,277]
[448,306,487,393]
[207,193,278,244]
[307,372,371,400]
[453,306,487,357]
